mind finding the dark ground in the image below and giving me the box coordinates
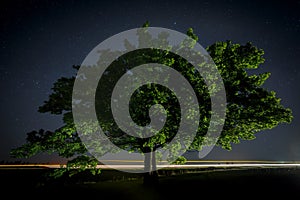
[0,166,299,199]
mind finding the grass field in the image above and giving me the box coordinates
[0,165,299,199]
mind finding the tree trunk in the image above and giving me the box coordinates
[151,151,157,172]
[143,148,159,186]
[144,150,152,172]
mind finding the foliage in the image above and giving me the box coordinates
[171,156,187,165]
[206,40,293,150]
[10,23,293,179]
[49,155,101,179]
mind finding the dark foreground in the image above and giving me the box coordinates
[1,166,299,199]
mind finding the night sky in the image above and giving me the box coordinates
[0,0,299,163]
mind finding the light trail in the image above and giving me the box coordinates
[1,161,300,170]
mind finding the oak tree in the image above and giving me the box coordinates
[11,23,293,185]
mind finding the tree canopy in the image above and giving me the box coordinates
[10,24,293,179]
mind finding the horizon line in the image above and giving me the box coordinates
[1,160,300,170]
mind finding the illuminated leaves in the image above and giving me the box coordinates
[10,25,293,179]
[207,41,293,150]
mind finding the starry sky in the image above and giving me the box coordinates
[0,0,299,163]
